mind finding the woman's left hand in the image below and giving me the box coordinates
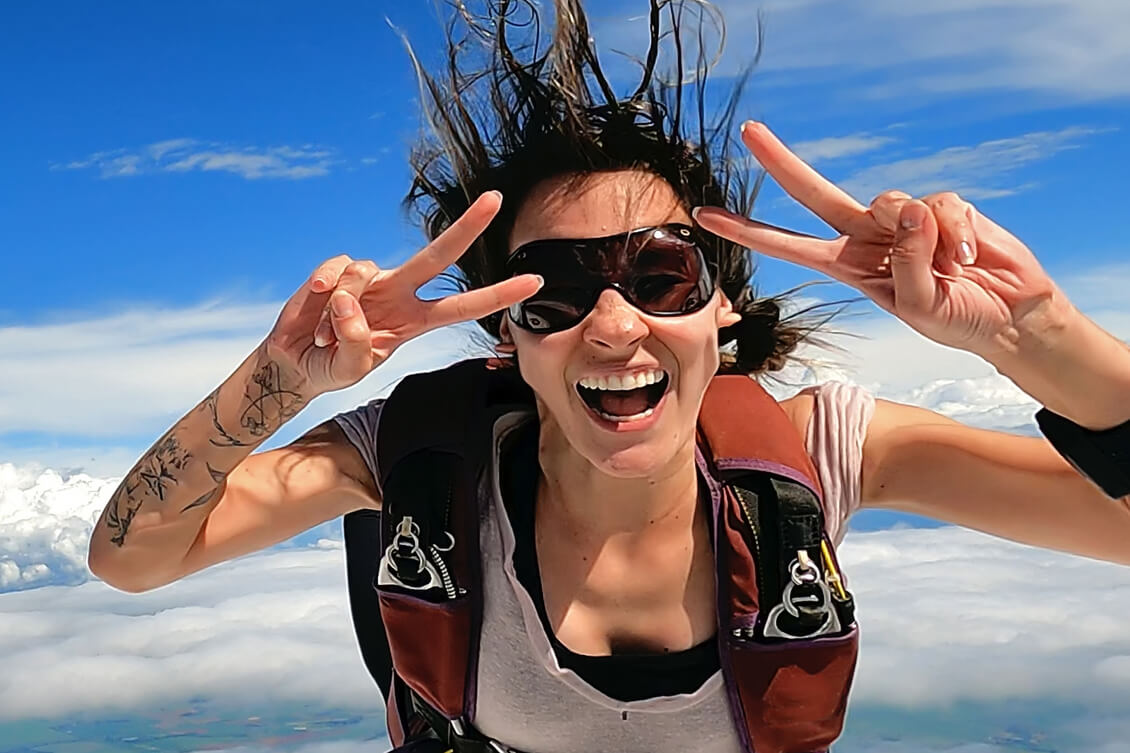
[693,121,1062,361]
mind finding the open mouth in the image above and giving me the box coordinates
[575,370,670,423]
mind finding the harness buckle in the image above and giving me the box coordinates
[762,550,842,640]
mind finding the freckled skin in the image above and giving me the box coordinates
[501,169,737,654]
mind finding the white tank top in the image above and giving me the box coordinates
[333,381,875,752]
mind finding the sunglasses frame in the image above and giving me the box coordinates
[504,223,718,334]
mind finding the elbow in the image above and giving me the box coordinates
[87,546,169,594]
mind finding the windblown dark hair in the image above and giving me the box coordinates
[404,0,849,375]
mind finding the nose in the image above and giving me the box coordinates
[580,288,649,351]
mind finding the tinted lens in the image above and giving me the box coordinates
[509,286,594,332]
[506,224,714,333]
[626,229,712,314]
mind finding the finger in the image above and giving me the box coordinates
[327,291,374,384]
[278,255,354,325]
[394,191,503,287]
[869,190,912,234]
[692,206,833,271]
[423,273,543,331]
[922,192,977,272]
[740,121,867,233]
[309,255,354,294]
[890,201,941,315]
[314,260,381,347]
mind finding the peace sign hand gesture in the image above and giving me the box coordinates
[693,122,1062,361]
[266,191,541,399]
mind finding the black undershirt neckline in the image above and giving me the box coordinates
[499,418,720,703]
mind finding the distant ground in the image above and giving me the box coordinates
[0,699,1111,753]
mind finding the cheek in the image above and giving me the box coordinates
[514,333,574,399]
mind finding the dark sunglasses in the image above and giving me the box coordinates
[505,223,717,334]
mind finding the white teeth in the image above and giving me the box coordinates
[577,369,667,392]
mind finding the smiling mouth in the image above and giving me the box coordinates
[575,371,671,423]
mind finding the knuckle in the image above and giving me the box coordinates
[343,260,376,280]
[874,189,910,205]
[926,192,961,211]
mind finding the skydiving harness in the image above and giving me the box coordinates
[342,359,860,753]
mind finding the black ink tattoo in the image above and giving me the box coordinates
[181,488,218,513]
[207,361,304,447]
[181,463,229,513]
[136,433,191,500]
[106,431,192,546]
[106,483,141,547]
[206,388,250,447]
[240,361,304,437]
[206,462,227,485]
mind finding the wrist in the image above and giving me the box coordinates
[985,290,1130,430]
[259,337,317,403]
[212,342,309,447]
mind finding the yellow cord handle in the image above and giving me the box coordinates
[820,540,848,600]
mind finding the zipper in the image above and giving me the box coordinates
[427,542,459,600]
[727,482,776,639]
[378,475,464,600]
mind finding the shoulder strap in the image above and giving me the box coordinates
[354,359,529,746]
[700,376,859,753]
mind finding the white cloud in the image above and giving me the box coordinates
[0,464,113,590]
[835,127,1103,203]
[718,0,1130,102]
[3,521,1130,740]
[0,301,487,462]
[791,133,895,163]
[54,139,339,180]
[593,0,1130,108]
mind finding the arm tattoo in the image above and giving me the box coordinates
[206,389,249,447]
[240,361,305,437]
[106,483,141,547]
[106,432,192,546]
[207,361,304,447]
[181,463,228,513]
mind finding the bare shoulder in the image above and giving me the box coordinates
[777,388,817,438]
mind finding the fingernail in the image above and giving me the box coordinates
[489,190,503,202]
[691,206,701,220]
[533,274,544,289]
[331,293,353,317]
[312,277,326,292]
[900,203,926,230]
[314,328,329,347]
[740,120,753,134]
[958,241,975,265]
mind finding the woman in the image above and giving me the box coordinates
[87,1,1130,751]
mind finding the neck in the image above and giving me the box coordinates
[534,415,703,543]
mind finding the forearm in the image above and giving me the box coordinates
[985,288,1130,431]
[88,341,309,590]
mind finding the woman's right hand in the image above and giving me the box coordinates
[264,191,541,398]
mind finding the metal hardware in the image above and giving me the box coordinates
[762,552,842,640]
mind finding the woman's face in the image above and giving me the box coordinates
[504,170,740,478]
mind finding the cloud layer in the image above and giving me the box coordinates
[3,519,1129,751]
[680,0,1130,102]
[55,139,338,180]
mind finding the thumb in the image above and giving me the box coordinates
[890,200,940,315]
[327,291,374,385]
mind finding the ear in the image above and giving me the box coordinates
[497,316,517,354]
[716,290,742,329]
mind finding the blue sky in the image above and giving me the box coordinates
[3,3,1130,752]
